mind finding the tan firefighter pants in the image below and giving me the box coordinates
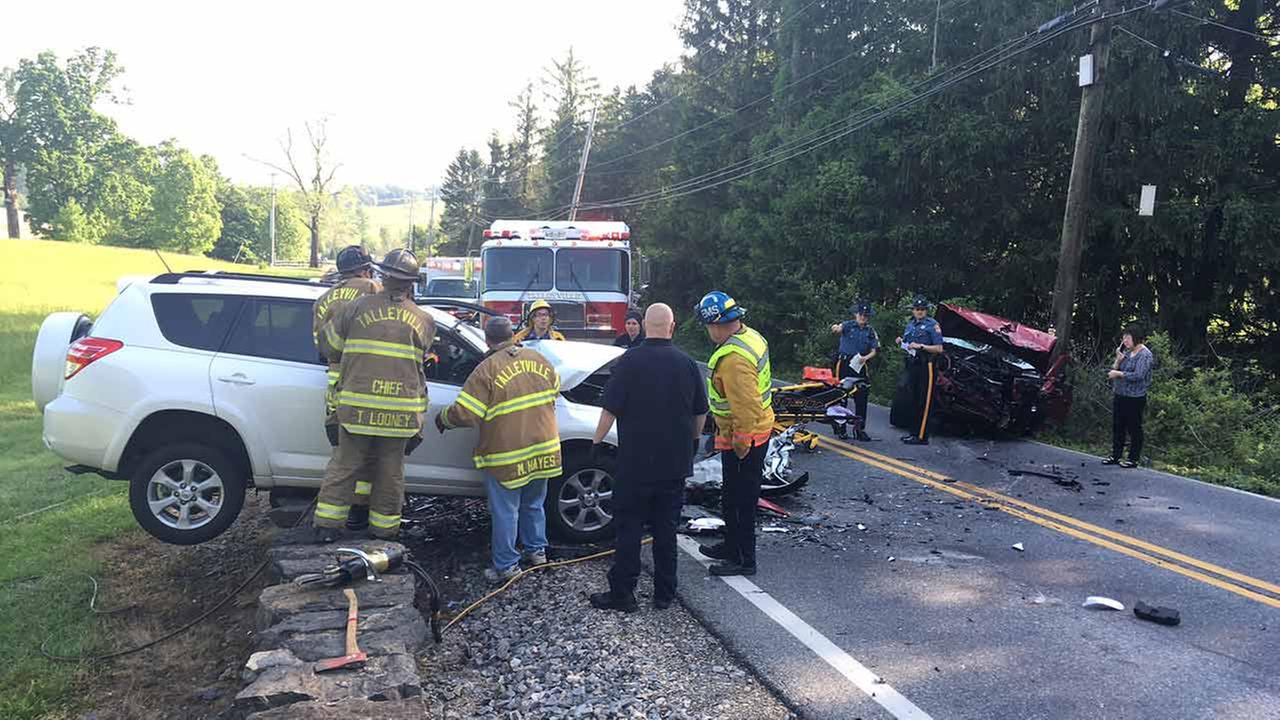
[314,428,407,537]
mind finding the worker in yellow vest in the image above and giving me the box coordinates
[695,291,774,576]
[513,299,566,342]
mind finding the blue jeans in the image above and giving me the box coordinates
[485,474,548,571]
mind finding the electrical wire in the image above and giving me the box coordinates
[1170,8,1278,43]
[496,3,1091,222]
[572,2,1155,212]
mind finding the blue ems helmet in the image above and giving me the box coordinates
[697,291,746,325]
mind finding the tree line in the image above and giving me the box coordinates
[442,0,1278,383]
[0,49,425,265]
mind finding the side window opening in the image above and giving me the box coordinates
[151,294,244,351]
[223,298,321,365]
[425,328,483,386]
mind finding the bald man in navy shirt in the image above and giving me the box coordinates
[588,303,708,612]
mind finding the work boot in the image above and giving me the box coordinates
[698,542,732,561]
[902,437,929,446]
[589,591,639,613]
[346,505,369,532]
[307,526,343,544]
[484,566,521,584]
[856,431,873,441]
[524,550,549,567]
[708,561,757,577]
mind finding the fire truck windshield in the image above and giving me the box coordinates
[483,248,554,291]
[556,248,629,293]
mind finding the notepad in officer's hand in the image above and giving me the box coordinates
[900,341,916,357]
[850,353,867,372]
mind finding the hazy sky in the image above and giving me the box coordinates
[1,0,688,189]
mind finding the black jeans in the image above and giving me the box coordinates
[1112,395,1147,462]
[608,477,684,602]
[720,444,767,568]
[836,356,870,424]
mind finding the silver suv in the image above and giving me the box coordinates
[32,271,621,545]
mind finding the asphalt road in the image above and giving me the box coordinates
[672,403,1280,720]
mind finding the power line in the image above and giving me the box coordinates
[576,3,1151,212]
[1169,8,1278,43]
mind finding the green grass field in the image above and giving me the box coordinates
[364,201,442,245]
[0,240,310,719]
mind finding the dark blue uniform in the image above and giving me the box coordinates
[601,338,708,605]
[899,317,944,442]
[835,321,879,428]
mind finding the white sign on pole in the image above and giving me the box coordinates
[1139,185,1157,216]
[1079,54,1095,86]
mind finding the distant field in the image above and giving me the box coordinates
[365,201,442,246]
[0,239,315,720]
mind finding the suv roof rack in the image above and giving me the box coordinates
[151,270,322,287]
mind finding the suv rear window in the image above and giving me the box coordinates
[223,299,320,364]
[151,294,243,351]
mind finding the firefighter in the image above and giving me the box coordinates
[894,295,944,446]
[829,301,878,441]
[312,248,436,543]
[695,291,775,577]
[314,245,381,530]
[513,299,566,342]
[434,316,562,583]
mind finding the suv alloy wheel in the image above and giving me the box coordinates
[128,442,246,545]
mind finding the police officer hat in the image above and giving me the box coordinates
[850,301,874,317]
[911,295,930,310]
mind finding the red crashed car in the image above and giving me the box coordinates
[890,304,1072,436]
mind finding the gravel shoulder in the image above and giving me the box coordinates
[408,503,796,720]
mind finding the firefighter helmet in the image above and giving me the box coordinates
[377,248,420,281]
[335,245,373,274]
[697,291,746,325]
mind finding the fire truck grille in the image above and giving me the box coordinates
[547,301,585,329]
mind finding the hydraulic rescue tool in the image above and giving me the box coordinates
[294,547,405,588]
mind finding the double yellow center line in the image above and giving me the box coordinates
[810,432,1280,609]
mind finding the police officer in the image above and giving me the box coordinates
[829,301,878,441]
[313,245,380,529]
[588,303,708,611]
[512,299,566,342]
[696,291,775,577]
[313,249,436,542]
[894,296,944,446]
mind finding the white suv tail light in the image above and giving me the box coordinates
[65,337,124,379]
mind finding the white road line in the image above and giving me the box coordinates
[676,535,934,720]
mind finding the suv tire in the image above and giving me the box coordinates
[547,448,617,544]
[128,443,246,545]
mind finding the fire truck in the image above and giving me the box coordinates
[479,220,633,342]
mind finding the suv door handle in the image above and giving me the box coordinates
[217,373,256,386]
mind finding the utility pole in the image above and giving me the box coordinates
[269,173,277,266]
[568,106,598,222]
[408,192,416,252]
[425,186,438,257]
[1050,1,1114,360]
[931,0,942,73]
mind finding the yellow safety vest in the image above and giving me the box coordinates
[707,326,772,417]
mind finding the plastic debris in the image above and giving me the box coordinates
[856,523,868,532]
[1012,542,1025,552]
[887,556,896,562]
[1134,601,1181,626]
[762,525,790,534]
[686,517,725,534]
[1082,596,1125,611]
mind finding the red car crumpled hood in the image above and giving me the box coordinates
[936,303,1060,372]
